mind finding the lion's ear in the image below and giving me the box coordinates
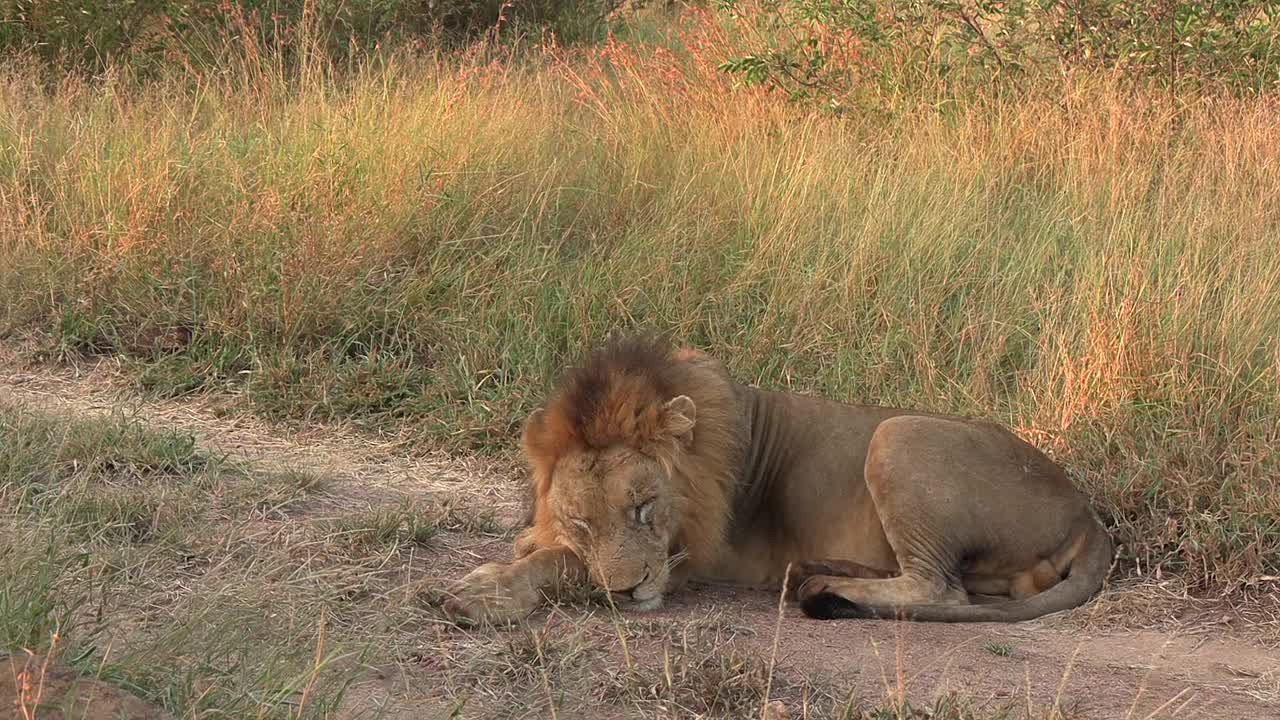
[521,408,548,454]
[520,407,557,498]
[663,395,696,446]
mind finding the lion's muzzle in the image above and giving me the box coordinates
[603,565,664,611]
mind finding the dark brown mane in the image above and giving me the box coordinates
[547,332,682,452]
[515,332,748,567]
[520,332,688,523]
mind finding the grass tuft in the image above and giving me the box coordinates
[982,642,1015,658]
[322,500,441,551]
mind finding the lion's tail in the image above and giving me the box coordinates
[805,514,1114,623]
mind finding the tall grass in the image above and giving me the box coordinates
[1,8,1277,595]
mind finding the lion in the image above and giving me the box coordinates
[443,333,1113,625]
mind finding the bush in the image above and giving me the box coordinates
[715,0,1280,109]
[0,0,627,75]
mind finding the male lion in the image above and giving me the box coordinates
[443,334,1113,625]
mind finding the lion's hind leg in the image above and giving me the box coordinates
[796,571,967,620]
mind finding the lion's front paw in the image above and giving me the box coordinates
[442,562,541,627]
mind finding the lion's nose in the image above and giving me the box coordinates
[609,568,651,598]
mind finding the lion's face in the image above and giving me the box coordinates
[547,445,678,610]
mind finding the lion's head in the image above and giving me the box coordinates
[515,335,745,610]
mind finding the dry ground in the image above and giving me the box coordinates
[2,343,1277,720]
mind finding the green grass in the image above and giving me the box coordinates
[982,642,1014,658]
[0,7,1276,603]
[0,403,361,718]
[1,406,209,542]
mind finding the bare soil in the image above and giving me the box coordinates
[2,345,1277,720]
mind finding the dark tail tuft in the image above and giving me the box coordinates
[801,592,864,619]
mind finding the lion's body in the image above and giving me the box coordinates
[444,336,1113,625]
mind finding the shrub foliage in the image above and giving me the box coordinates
[716,0,1280,107]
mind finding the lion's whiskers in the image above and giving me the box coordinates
[665,548,689,573]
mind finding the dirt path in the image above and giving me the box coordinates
[0,345,524,524]
[2,346,1277,719]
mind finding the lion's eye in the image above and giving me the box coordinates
[634,498,656,526]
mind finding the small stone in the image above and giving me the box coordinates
[763,699,791,720]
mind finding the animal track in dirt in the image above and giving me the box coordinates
[2,344,1277,719]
